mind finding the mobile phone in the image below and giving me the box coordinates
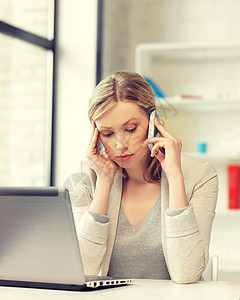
[98,139,104,154]
[147,110,165,155]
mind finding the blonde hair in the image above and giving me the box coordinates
[88,71,162,184]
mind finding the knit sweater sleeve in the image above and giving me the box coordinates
[64,163,110,276]
[164,160,218,283]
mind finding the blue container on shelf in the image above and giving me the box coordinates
[144,77,165,98]
[196,142,207,153]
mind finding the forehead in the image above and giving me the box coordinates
[95,101,147,129]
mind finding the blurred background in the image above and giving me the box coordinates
[0,0,240,281]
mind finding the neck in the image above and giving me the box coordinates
[124,153,149,184]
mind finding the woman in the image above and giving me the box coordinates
[64,71,218,283]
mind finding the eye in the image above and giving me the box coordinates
[125,127,136,133]
[101,132,114,137]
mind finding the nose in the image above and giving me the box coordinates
[115,132,128,151]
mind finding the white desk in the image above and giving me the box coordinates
[0,280,240,300]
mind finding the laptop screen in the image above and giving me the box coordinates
[0,187,85,286]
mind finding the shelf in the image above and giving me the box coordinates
[185,152,240,163]
[136,42,240,108]
[135,42,240,66]
[156,97,240,113]
[216,210,240,217]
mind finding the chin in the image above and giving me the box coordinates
[114,160,133,169]
[112,157,133,169]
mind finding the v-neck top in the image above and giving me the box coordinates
[108,194,170,279]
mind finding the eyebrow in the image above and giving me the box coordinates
[98,118,138,130]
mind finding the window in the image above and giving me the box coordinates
[0,0,53,38]
[0,0,56,186]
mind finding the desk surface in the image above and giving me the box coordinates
[0,280,240,300]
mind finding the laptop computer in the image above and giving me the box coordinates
[0,187,134,290]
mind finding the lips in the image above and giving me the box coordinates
[116,154,133,161]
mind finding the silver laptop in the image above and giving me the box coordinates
[0,187,134,290]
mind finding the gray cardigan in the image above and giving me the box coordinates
[64,153,218,284]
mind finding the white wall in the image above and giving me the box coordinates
[54,0,97,185]
[101,0,131,77]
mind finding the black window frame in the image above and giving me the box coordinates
[0,0,57,186]
[96,0,103,85]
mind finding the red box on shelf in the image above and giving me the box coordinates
[227,165,240,209]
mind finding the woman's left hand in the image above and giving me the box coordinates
[143,117,183,179]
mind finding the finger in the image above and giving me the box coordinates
[92,128,99,146]
[151,141,167,157]
[88,122,97,148]
[153,117,175,140]
[88,128,99,151]
[155,147,165,162]
[142,137,168,148]
[90,120,96,136]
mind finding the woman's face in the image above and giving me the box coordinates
[95,101,150,169]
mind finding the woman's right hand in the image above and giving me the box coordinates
[86,122,117,185]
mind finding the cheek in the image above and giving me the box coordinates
[131,127,147,146]
[101,138,115,154]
